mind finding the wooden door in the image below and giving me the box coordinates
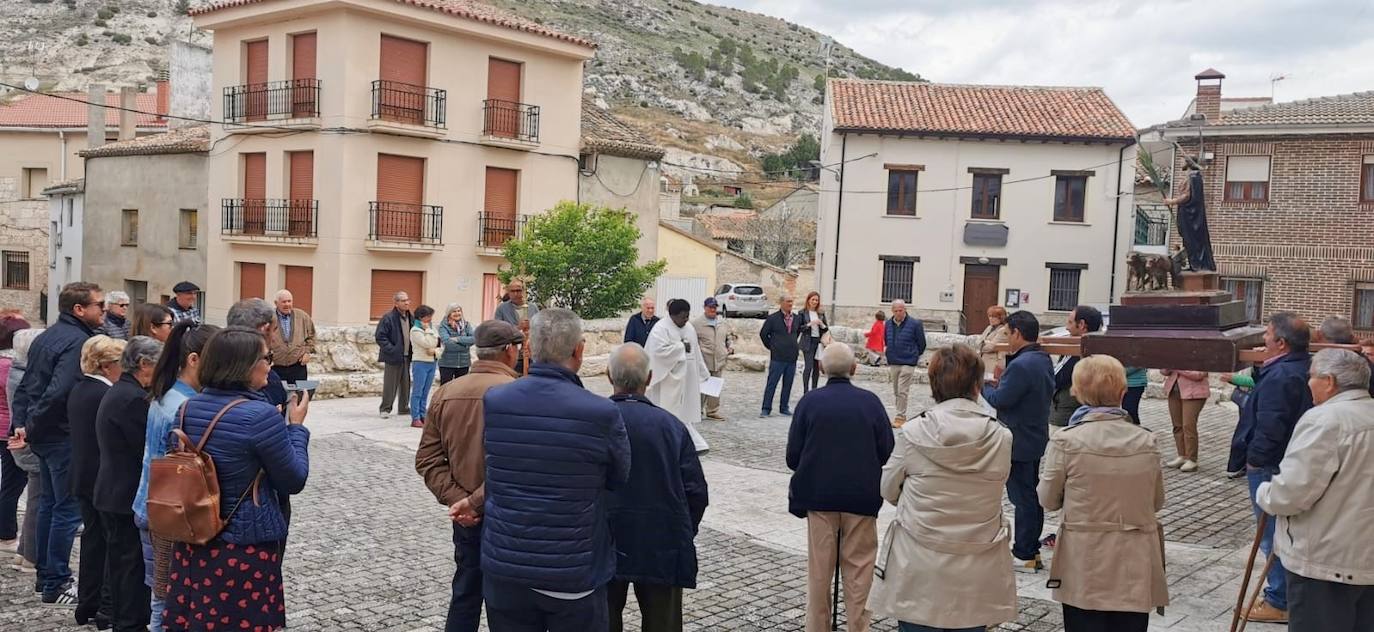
[245,40,269,120]
[379,35,428,124]
[239,262,266,301]
[376,154,424,240]
[482,273,502,320]
[284,265,313,315]
[243,153,267,234]
[962,264,1000,335]
[483,167,518,246]
[370,270,423,321]
[288,151,313,236]
[291,32,317,117]
[486,58,522,137]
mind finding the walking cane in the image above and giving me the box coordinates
[1228,515,1269,632]
[1236,552,1276,632]
[831,527,842,631]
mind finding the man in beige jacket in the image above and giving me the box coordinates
[1257,349,1374,632]
[268,289,316,387]
[693,297,734,421]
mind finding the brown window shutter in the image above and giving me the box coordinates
[380,35,427,85]
[246,40,269,121]
[376,154,425,240]
[484,167,518,217]
[239,262,266,301]
[289,151,314,236]
[487,59,523,137]
[243,153,267,235]
[284,265,313,315]
[292,33,316,80]
[370,270,423,321]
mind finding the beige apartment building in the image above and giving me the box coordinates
[817,79,1138,333]
[192,0,595,326]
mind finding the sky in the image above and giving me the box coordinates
[708,0,1374,128]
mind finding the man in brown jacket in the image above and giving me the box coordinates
[415,320,522,632]
[692,297,734,421]
[268,289,316,386]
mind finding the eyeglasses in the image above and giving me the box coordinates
[113,303,129,308]
[261,351,274,364]
[154,321,173,328]
[82,302,107,311]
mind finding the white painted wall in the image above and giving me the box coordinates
[46,190,83,321]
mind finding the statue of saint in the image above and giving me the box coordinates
[1163,161,1217,272]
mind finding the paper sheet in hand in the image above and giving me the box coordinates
[700,376,724,398]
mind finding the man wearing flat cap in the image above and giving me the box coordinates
[167,281,202,324]
[415,319,523,632]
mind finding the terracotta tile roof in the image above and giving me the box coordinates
[78,125,210,158]
[695,212,817,242]
[41,178,84,195]
[192,0,595,49]
[580,98,664,160]
[1201,91,1374,128]
[0,91,166,129]
[829,79,1136,141]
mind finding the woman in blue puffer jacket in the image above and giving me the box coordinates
[161,326,310,632]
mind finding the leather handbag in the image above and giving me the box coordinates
[147,399,262,545]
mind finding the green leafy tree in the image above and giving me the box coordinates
[760,133,821,179]
[499,202,666,319]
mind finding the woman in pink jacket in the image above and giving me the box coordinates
[1160,368,1209,472]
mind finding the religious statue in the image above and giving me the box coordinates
[1162,160,1217,272]
[1127,251,1174,291]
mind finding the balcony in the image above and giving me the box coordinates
[223,79,321,131]
[476,212,529,255]
[221,199,318,246]
[368,202,443,251]
[481,99,540,148]
[1134,204,1171,255]
[370,80,446,137]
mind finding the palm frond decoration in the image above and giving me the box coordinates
[1138,147,1171,197]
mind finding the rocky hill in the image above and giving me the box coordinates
[0,0,919,175]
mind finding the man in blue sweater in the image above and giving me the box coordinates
[884,300,926,428]
[983,310,1054,573]
[481,308,631,631]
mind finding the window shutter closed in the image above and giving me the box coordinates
[239,262,266,301]
[243,153,267,234]
[370,270,423,321]
[292,33,316,80]
[246,40,269,121]
[377,154,424,205]
[284,265,313,315]
[290,151,313,201]
[487,58,522,103]
[379,35,427,86]
[484,167,518,217]
[1226,156,1271,182]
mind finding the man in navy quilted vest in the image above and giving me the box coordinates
[480,308,632,631]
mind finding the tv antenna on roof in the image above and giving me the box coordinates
[1270,74,1287,99]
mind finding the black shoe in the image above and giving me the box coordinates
[779,409,793,417]
[41,580,78,607]
[34,579,42,594]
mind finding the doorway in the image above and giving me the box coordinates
[962,264,1001,334]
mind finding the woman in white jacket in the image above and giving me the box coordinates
[869,343,1016,632]
[407,305,440,429]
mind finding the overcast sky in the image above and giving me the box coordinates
[709,0,1374,128]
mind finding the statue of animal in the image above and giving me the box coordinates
[1127,251,1175,291]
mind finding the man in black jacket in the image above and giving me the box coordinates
[622,297,659,348]
[11,281,103,605]
[759,295,802,417]
[1048,306,1102,430]
[375,291,414,418]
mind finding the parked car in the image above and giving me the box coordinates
[714,283,769,318]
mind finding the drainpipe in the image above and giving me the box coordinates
[58,131,67,180]
[1109,140,1135,301]
[827,133,847,322]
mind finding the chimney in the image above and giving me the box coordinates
[1194,68,1225,122]
[118,86,137,141]
[156,70,170,124]
[87,84,106,150]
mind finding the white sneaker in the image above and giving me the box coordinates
[1180,460,1199,472]
[1165,456,1187,468]
[0,538,17,553]
[379,411,390,418]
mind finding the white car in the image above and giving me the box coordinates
[714,283,769,318]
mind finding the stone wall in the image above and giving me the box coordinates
[716,250,798,304]
[0,198,50,323]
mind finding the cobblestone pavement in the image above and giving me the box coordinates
[2,366,1262,631]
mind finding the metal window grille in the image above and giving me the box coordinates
[2,251,29,290]
[1355,287,1374,330]
[881,260,914,303]
[1133,205,1171,246]
[1222,278,1264,324]
[180,209,198,249]
[1048,268,1081,312]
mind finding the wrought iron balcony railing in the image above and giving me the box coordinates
[369,201,443,244]
[223,79,321,122]
[476,212,528,249]
[371,80,446,128]
[1134,204,1171,247]
[221,199,318,238]
[482,99,540,143]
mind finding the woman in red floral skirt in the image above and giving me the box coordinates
[162,327,311,631]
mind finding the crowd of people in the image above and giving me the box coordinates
[4,279,1374,632]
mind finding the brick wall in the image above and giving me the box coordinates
[1172,134,1374,334]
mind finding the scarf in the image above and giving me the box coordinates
[1067,405,1130,427]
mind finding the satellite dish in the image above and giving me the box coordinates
[23,77,40,91]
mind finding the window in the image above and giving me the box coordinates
[1361,156,1374,203]
[1047,267,1082,311]
[1222,277,1264,324]
[64,198,74,226]
[971,173,1003,219]
[880,257,915,303]
[179,209,198,249]
[1053,175,1087,222]
[2,251,30,290]
[1354,285,1374,330]
[1225,155,1271,202]
[22,168,47,199]
[886,170,918,216]
[121,209,139,246]
[726,239,746,253]
[125,280,147,304]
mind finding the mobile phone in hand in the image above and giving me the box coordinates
[285,380,319,392]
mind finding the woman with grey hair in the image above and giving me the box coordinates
[437,303,475,385]
[94,335,162,630]
[1257,348,1374,632]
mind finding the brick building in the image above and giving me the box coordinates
[1155,70,1374,333]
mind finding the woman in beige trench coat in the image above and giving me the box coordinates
[1038,354,1169,632]
[868,344,1016,632]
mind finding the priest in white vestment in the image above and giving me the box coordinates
[645,298,711,453]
